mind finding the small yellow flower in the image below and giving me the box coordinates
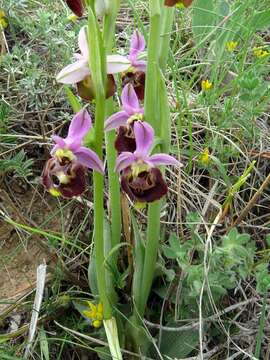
[198,148,210,166]
[226,41,238,52]
[0,10,8,29]
[253,47,269,59]
[201,79,213,91]
[92,320,102,328]
[82,301,103,328]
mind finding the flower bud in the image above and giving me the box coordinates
[95,0,110,17]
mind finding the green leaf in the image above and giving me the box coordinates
[87,8,106,97]
[160,327,199,358]
[131,212,145,309]
[39,327,50,360]
[64,86,82,113]
[192,0,216,45]
[95,346,111,360]
[250,10,270,31]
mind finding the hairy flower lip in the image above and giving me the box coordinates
[121,167,168,203]
[42,157,87,199]
[115,125,137,154]
[115,122,182,203]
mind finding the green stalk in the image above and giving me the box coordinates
[93,93,111,319]
[103,1,122,265]
[87,7,111,319]
[255,290,268,359]
[159,6,175,72]
[137,0,162,317]
[144,0,161,129]
[138,202,162,315]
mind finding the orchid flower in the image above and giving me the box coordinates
[105,84,144,131]
[56,26,131,99]
[115,122,181,203]
[42,109,104,198]
[122,30,147,100]
[128,30,147,72]
[105,84,144,153]
[51,109,104,173]
[164,0,193,7]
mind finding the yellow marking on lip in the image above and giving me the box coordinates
[55,148,75,161]
[49,188,61,197]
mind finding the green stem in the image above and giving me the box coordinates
[137,0,162,317]
[103,1,122,265]
[93,97,112,320]
[159,6,175,72]
[255,290,268,359]
[145,0,161,129]
[138,201,162,316]
[105,102,122,263]
[103,1,120,50]
[87,7,111,319]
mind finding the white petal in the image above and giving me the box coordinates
[106,55,131,74]
[56,60,90,84]
[78,26,89,58]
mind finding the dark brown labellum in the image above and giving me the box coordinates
[164,0,193,7]
[122,71,145,101]
[42,157,86,198]
[121,167,168,203]
[66,0,85,17]
[115,125,136,154]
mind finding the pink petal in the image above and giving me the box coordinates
[78,26,89,58]
[104,111,129,131]
[52,135,66,148]
[147,154,181,167]
[121,84,140,115]
[115,152,137,172]
[129,30,145,59]
[67,109,92,143]
[74,147,104,174]
[132,59,147,72]
[134,121,154,159]
[106,55,131,74]
[50,144,60,155]
[56,60,90,84]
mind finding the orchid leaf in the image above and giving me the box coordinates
[64,86,82,113]
[87,7,106,97]
[131,212,145,310]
